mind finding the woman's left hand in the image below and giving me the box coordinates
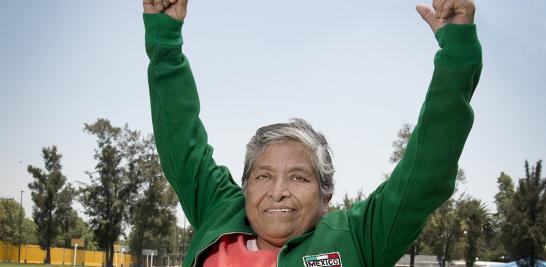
[416,0,476,33]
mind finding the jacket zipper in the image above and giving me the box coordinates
[276,245,287,267]
[191,231,252,267]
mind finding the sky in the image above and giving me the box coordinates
[1,0,545,228]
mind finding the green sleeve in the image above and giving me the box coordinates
[144,13,242,230]
[347,24,482,267]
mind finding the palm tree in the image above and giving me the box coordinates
[457,198,493,267]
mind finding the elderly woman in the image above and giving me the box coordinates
[142,0,481,266]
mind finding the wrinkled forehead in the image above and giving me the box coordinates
[254,140,315,169]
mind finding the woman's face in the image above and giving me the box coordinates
[245,141,330,250]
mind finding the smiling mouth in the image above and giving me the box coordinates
[265,208,294,213]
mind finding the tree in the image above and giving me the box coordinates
[179,224,195,257]
[457,198,492,267]
[418,169,470,267]
[390,123,413,163]
[0,198,38,245]
[27,146,76,264]
[0,198,21,244]
[499,160,546,266]
[56,216,98,250]
[80,119,141,267]
[21,218,38,245]
[327,189,365,211]
[0,198,22,244]
[128,135,178,267]
[420,197,463,267]
[489,172,516,261]
[495,172,515,218]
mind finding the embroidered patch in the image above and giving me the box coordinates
[302,252,342,267]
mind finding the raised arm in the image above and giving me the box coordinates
[348,0,481,265]
[143,0,243,230]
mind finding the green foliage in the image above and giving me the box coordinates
[80,119,142,267]
[27,146,76,263]
[22,119,546,266]
[328,189,365,211]
[420,198,462,267]
[0,198,24,244]
[497,160,546,266]
[495,172,515,216]
[0,198,38,245]
[21,218,38,245]
[179,225,195,255]
[127,135,178,266]
[390,123,413,163]
[457,198,492,267]
[487,172,516,261]
[56,216,97,250]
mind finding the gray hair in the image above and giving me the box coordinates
[242,118,335,197]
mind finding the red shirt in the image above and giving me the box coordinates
[203,234,280,267]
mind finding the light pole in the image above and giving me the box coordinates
[18,189,25,263]
[177,234,181,265]
[181,218,186,255]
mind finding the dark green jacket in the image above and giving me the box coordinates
[144,13,482,267]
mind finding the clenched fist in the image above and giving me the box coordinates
[143,0,188,21]
[416,0,475,33]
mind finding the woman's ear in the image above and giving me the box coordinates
[322,194,332,213]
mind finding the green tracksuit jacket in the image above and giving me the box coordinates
[144,13,482,267]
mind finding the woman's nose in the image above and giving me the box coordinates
[269,177,290,201]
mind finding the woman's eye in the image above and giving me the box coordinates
[291,175,307,182]
[256,175,269,180]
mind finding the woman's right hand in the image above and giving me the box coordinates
[143,0,188,21]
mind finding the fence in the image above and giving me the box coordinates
[395,255,510,267]
[0,242,133,267]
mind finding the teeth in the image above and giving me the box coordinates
[267,209,293,212]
